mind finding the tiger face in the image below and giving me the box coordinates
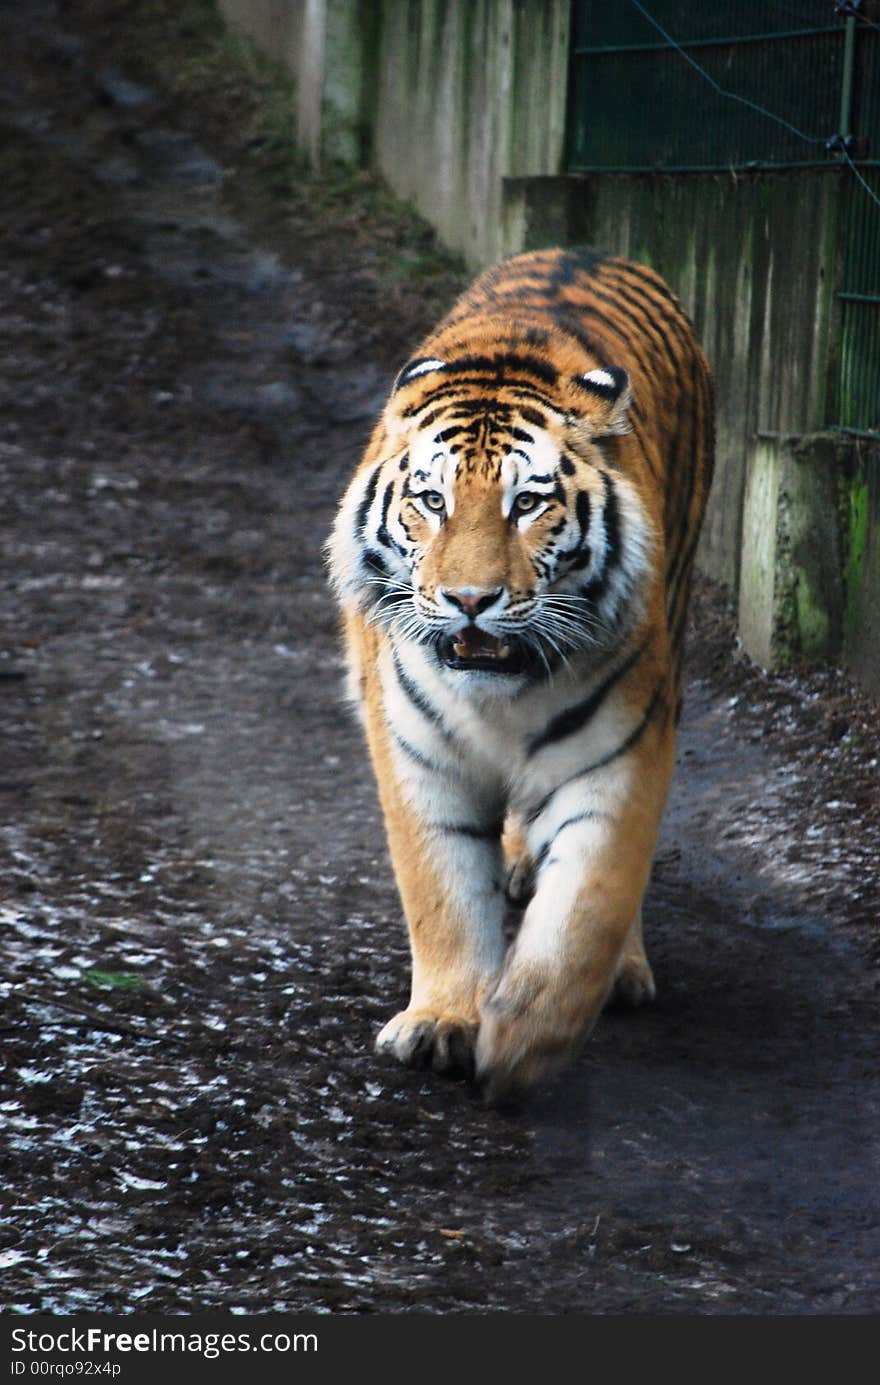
[331,356,655,698]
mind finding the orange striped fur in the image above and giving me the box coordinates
[327,247,713,1097]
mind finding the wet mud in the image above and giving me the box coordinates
[1,0,879,1315]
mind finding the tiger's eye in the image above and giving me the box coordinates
[512,492,541,516]
[422,491,445,513]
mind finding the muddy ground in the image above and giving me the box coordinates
[1,0,879,1316]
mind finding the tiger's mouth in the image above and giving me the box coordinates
[438,627,528,674]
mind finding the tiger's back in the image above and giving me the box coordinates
[327,247,713,1097]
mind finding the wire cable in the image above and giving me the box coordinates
[628,0,832,147]
[842,145,880,209]
[836,2,880,35]
[627,0,880,216]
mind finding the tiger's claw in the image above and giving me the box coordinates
[376,1008,477,1078]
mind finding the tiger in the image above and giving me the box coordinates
[326,246,713,1099]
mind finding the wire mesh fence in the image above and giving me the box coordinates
[567,0,879,434]
[568,1,845,172]
[839,165,880,433]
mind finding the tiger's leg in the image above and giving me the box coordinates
[359,635,506,1076]
[476,717,673,1097]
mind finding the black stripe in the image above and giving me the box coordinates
[445,352,559,387]
[432,820,504,841]
[377,476,393,530]
[522,325,551,349]
[555,808,614,837]
[613,259,685,315]
[587,680,667,772]
[562,546,592,574]
[555,486,592,571]
[551,302,657,405]
[576,489,591,540]
[600,258,694,353]
[527,679,666,823]
[582,470,622,602]
[551,246,609,284]
[401,380,558,417]
[670,353,711,552]
[535,811,598,864]
[376,478,406,556]
[594,267,689,378]
[547,308,604,362]
[527,638,648,757]
[531,840,551,875]
[409,406,449,429]
[446,397,513,416]
[392,651,450,737]
[355,466,380,534]
[518,406,549,428]
[532,809,613,869]
[601,470,621,577]
[362,548,391,577]
[392,732,440,773]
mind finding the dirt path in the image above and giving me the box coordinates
[1,1,878,1315]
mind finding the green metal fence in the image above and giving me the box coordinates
[837,8,880,435]
[567,1,880,435]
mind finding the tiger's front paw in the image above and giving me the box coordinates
[475,964,599,1101]
[504,854,535,906]
[375,1008,478,1078]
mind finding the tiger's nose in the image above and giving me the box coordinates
[441,586,504,617]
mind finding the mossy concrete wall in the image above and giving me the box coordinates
[737,432,880,694]
[218,0,371,167]
[218,0,569,222]
[739,434,846,669]
[371,0,570,268]
[841,439,880,694]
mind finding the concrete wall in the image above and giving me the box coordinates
[218,0,371,166]
[736,432,880,694]
[219,0,569,220]
[841,437,880,694]
[371,0,570,268]
[739,433,847,669]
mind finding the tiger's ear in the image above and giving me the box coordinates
[393,356,447,393]
[572,366,632,435]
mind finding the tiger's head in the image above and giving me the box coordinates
[328,351,656,694]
